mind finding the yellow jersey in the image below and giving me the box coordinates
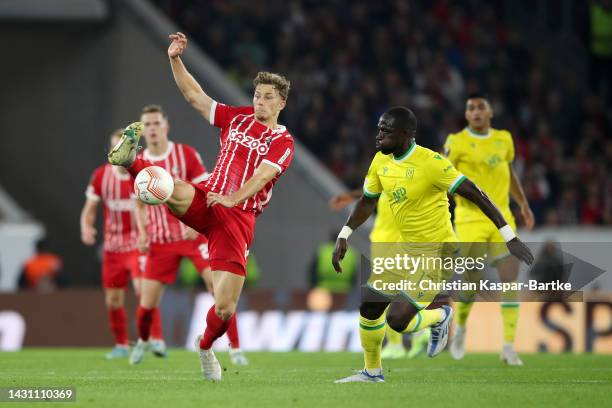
[369,194,402,243]
[444,127,514,223]
[364,142,465,243]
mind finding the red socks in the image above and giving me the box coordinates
[226,312,240,349]
[108,308,128,346]
[199,306,231,350]
[150,307,163,340]
[137,305,154,341]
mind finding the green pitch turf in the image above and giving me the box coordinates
[1,349,611,407]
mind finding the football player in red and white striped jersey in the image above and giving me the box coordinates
[110,32,294,380]
[130,105,246,365]
[80,129,144,359]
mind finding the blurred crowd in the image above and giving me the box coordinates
[153,0,612,227]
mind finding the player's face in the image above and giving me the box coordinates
[376,114,402,155]
[109,135,120,151]
[141,112,169,144]
[465,98,493,129]
[253,84,286,122]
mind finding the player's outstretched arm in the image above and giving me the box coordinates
[455,179,534,265]
[509,165,535,230]
[328,189,362,211]
[206,163,279,208]
[80,199,99,246]
[332,195,378,273]
[168,32,214,120]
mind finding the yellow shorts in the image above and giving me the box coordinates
[454,215,516,264]
[367,242,457,310]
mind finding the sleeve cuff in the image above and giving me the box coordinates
[363,187,381,198]
[261,159,282,174]
[448,174,467,194]
[209,100,217,125]
[86,192,100,201]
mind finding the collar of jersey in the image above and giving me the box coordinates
[393,141,416,162]
[144,141,174,161]
[466,127,491,138]
[111,165,131,180]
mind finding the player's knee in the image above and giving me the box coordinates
[359,302,385,321]
[215,300,236,321]
[386,312,409,333]
[105,291,123,308]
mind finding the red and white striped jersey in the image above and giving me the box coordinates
[139,141,208,244]
[86,164,138,253]
[205,102,294,214]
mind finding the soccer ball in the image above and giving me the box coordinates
[134,166,174,205]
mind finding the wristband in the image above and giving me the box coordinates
[338,226,353,240]
[499,225,516,242]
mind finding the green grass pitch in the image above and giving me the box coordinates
[2,349,611,407]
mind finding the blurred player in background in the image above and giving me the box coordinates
[108,32,294,381]
[332,107,533,383]
[329,192,430,359]
[444,93,535,365]
[128,104,247,366]
[80,129,144,359]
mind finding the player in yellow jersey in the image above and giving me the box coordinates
[332,106,533,383]
[329,192,430,359]
[444,94,535,366]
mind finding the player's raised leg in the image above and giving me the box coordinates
[496,255,523,366]
[108,122,144,168]
[386,300,453,358]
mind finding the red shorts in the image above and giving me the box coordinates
[102,250,140,289]
[143,237,211,284]
[178,184,256,276]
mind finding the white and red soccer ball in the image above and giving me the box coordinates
[134,166,174,205]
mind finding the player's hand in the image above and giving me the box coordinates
[81,226,97,246]
[506,237,534,265]
[183,227,199,241]
[332,238,348,273]
[168,32,187,59]
[520,204,535,231]
[206,192,237,208]
[328,193,355,211]
[137,232,150,253]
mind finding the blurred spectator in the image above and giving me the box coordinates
[154,0,612,227]
[309,231,357,294]
[589,0,612,104]
[19,239,64,292]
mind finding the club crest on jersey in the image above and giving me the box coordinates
[390,186,407,204]
[228,129,271,154]
[487,154,502,168]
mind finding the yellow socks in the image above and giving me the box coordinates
[403,309,444,333]
[385,323,403,346]
[501,303,519,343]
[456,302,474,327]
[359,314,386,370]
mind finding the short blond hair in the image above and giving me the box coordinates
[141,104,167,118]
[253,72,291,101]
